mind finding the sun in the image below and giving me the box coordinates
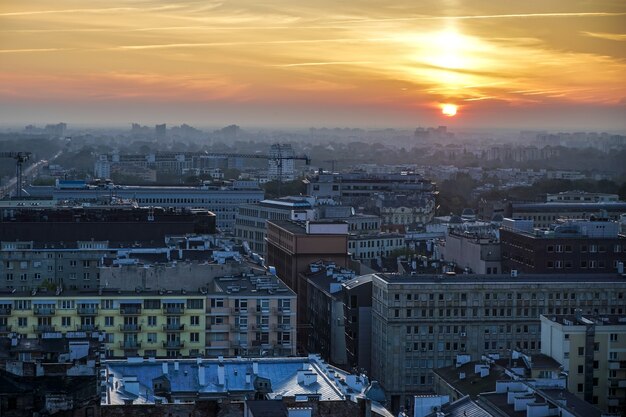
[441,104,457,117]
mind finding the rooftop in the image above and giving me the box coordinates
[374,272,626,285]
[213,274,296,297]
[103,355,373,405]
[542,314,626,327]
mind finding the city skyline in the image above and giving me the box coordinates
[1,0,625,129]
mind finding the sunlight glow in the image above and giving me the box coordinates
[441,103,458,116]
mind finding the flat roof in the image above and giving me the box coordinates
[374,273,626,285]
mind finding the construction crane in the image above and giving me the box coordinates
[0,151,32,198]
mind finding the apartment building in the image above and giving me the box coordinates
[206,274,297,358]
[0,288,207,358]
[541,313,626,414]
[0,273,296,359]
[348,232,405,264]
[509,201,626,229]
[438,230,501,274]
[369,273,626,412]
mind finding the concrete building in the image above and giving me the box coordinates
[368,273,626,412]
[23,180,263,232]
[501,218,626,274]
[509,202,626,229]
[546,191,620,203]
[268,143,295,181]
[304,171,435,203]
[438,230,501,274]
[541,313,626,414]
[235,197,315,255]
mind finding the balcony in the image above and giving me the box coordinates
[0,307,11,316]
[163,306,184,315]
[76,324,99,332]
[33,324,56,333]
[119,324,141,332]
[276,324,292,331]
[77,307,98,315]
[0,325,12,333]
[163,340,184,349]
[119,306,141,315]
[207,323,230,332]
[232,324,249,332]
[206,340,230,349]
[163,323,184,331]
[34,307,55,316]
[608,360,626,370]
[119,341,141,349]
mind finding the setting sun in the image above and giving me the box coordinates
[441,104,458,117]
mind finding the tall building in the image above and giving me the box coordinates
[501,217,626,274]
[268,143,295,181]
[541,313,626,414]
[265,220,349,350]
[155,123,166,140]
[368,272,626,411]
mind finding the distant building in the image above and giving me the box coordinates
[305,171,435,204]
[509,201,626,229]
[235,197,315,255]
[24,180,263,232]
[546,191,620,203]
[500,217,626,274]
[541,313,626,414]
[155,123,166,140]
[348,232,405,265]
[268,143,295,181]
[375,193,436,227]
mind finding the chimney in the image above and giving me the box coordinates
[174,361,179,371]
[198,365,205,386]
[252,361,259,374]
[162,362,168,374]
[217,364,225,385]
[246,372,251,384]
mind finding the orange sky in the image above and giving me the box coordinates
[1,0,625,128]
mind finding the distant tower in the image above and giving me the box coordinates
[268,143,295,182]
[155,124,167,140]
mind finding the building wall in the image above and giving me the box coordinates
[501,228,626,274]
[440,233,501,274]
[369,275,626,408]
[541,315,626,414]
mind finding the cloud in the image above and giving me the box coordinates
[581,31,626,41]
[0,5,181,17]
[0,48,70,53]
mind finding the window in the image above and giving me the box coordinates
[62,317,71,327]
[102,299,114,309]
[190,332,200,342]
[148,316,157,327]
[610,333,618,342]
[144,299,161,309]
[104,316,114,327]
[147,333,157,343]
[18,317,28,327]
[578,347,584,355]
[186,299,203,310]
[190,316,200,326]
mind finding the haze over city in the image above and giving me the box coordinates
[1,0,625,129]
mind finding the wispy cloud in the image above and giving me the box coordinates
[332,12,626,24]
[273,61,373,67]
[582,31,626,41]
[0,5,181,17]
[0,48,70,53]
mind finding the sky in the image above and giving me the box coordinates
[1,0,625,129]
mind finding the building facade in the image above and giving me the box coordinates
[438,230,501,274]
[369,273,626,411]
[501,218,626,274]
